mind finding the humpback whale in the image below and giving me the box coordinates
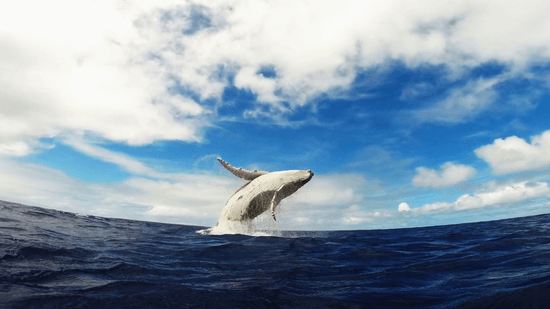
[217,158,314,223]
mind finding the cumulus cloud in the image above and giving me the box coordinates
[2,0,550,156]
[0,1,206,156]
[475,130,550,174]
[413,162,476,188]
[398,202,411,212]
[187,0,550,117]
[415,181,550,213]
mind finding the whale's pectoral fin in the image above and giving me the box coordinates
[270,185,284,221]
[218,158,269,181]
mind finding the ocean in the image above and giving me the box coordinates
[1,199,550,308]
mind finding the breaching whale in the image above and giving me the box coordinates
[217,158,314,223]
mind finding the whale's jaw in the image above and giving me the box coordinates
[301,170,314,186]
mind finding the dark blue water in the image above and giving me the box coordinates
[2,200,550,308]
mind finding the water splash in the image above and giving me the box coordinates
[196,213,283,237]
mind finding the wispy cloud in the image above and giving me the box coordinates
[412,78,499,124]
[0,158,240,225]
[341,205,393,225]
[293,173,376,206]
[349,145,417,177]
[65,138,163,178]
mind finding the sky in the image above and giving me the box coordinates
[1,0,550,230]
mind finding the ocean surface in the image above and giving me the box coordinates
[2,200,550,308]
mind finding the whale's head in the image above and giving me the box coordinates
[300,169,314,186]
[271,169,314,199]
[279,169,313,185]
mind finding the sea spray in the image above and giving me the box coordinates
[197,199,303,237]
[197,212,283,237]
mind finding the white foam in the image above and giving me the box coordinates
[196,214,283,237]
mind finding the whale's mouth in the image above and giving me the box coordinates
[301,170,314,185]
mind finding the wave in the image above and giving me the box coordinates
[2,199,550,308]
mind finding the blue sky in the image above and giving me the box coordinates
[1,0,550,230]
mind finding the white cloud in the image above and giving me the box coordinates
[0,1,206,156]
[272,173,387,229]
[2,1,550,232]
[2,0,550,156]
[475,130,550,174]
[341,205,392,225]
[415,181,550,213]
[0,148,378,229]
[413,162,476,188]
[64,138,165,178]
[398,202,411,212]
[3,149,548,230]
[0,158,240,225]
[412,78,500,124]
[292,173,372,206]
[114,177,239,221]
[0,141,32,157]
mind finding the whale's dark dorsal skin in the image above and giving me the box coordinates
[217,158,313,223]
[217,158,268,180]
